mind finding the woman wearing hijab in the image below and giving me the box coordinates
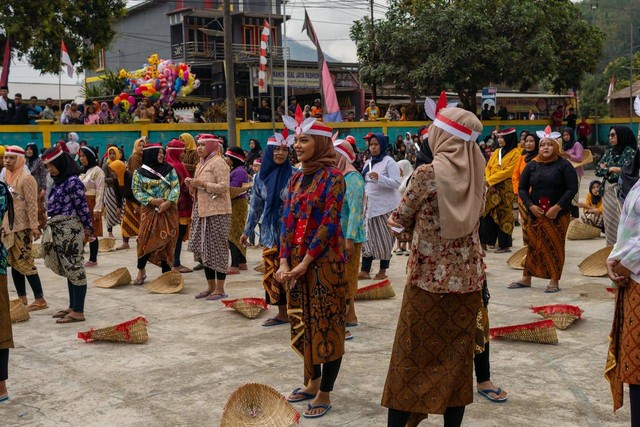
[60,103,71,125]
[179,133,199,178]
[0,179,13,400]
[334,139,365,338]
[509,127,578,293]
[187,134,232,300]
[42,147,93,323]
[480,128,520,253]
[119,137,146,250]
[165,139,193,273]
[246,139,263,172]
[98,102,116,124]
[2,147,47,311]
[25,143,48,229]
[595,126,637,246]
[579,180,604,230]
[103,146,125,240]
[560,127,584,218]
[382,108,486,427]
[395,159,414,256]
[132,143,180,285]
[512,132,540,245]
[225,146,250,274]
[241,132,295,326]
[78,146,105,267]
[358,133,401,280]
[276,112,346,420]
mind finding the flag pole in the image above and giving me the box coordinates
[268,0,275,133]
[58,41,62,114]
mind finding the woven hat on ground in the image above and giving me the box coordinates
[567,219,601,240]
[530,304,583,330]
[569,149,594,168]
[578,246,613,277]
[355,279,395,300]
[490,319,558,344]
[143,270,184,294]
[507,246,527,270]
[32,242,42,259]
[77,316,148,344]
[9,299,30,323]
[95,268,132,288]
[221,383,300,427]
[98,237,116,252]
[254,262,266,273]
[222,298,268,319]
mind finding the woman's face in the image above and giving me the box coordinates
[562,131,571,142]
[101,104,108,112]
[157,149,164,163]
[273,145,289,165]
[196,141,210,158]
[45,163,59,176]
[87,106,95,114]
[3,154,16,171]
[520,131,527,141]
[250,140,255,150]
[591,182,601,196]
[610,129,618,146]
[293,134,316,163]
[224,156,233,167]
[137,140,145,150]
[538,139,556,160]
[397,135,403,142]
[25,147,33,157]
[497,136,506,147]
[261,100,267,107]
[108,150,117,161]
[368,138,381,156]
[524,135,536,152]
[78,150,88,166]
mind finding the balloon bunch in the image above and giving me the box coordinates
[113,92,136,111]
[118,53,201,106]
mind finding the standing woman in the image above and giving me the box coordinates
[510,127,578,293]
[3,147,47,311]
[395,159,414,255]
[120,137,145,250]
[179,133,198,178]
[241,133,295,326]
[512,132,540,245]
[225,146,250,275]
[78,146,105,267]
[25,143,48,230]
[595,126,637,246]
[42,147,93,323]
[382,108,486,427]
[0,180,12,401]
[276,114,346,420]
[480,128,520,253]
[358,133,401,280]
[131,143,180,285]
[102,146,124,240]
[164,139,193,273]
[246,139,263,172]
[560,127,584,218]
[187,134,232,300]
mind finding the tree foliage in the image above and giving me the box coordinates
[350,0,605,112]
[0,0,126,74]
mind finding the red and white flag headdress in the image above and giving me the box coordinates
[333,139,355,163]
[424,91,458,121]
[420,127,429,141]
[267,128,294,148]
[5,146,25,157]
[42,147,63,164]
[282,105,332,138]
[536,125,561,145]
[432,112,481,142]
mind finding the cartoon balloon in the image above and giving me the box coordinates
[113,96,121,105]
[193,79,201,89]
[128,96,136,107]
[120,100,131,111]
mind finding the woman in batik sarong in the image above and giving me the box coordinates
[42,147,93,323]
[103,146,124,239]
[224,146,250,274]
[25,143,48,229]
[382,107,486,427]
[2,146,47,311]
[480,128,520,253]
[276,111,346,420]
[0,180,13,401]
[119,137,145,250]
[509,128,578,293]
[165,139,193,273]
[512,132,539,246]
[131,143,180,285]
[241,132,295,326]
[78,146,105,267]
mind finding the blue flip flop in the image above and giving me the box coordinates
[262,318,289,327]
[346,322,358,327]
[544,287,561,294]
[0,395,9,403]
[507,282,531,289]
[303,403,332,418]
[477,388,507,403]
[287,388,316,403]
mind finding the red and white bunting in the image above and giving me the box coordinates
[258,20,271,94]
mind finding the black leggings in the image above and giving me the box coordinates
[479,216,512,249]
[311,357,342,393]
[89,238,98,262]
[67,280,87,313]
[173,224,188,267]
[204,267,227,281]
[12,268,44,299]
[137,254,171,273]
[361,256,390,273]
[631,384,640,426]
[229,242,246,267]
[0,348,7,382]
[475,341,490,383]
[387,406,465,427]
[266,290,287,306]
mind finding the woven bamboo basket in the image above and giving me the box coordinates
[570,149,594,168]
[144,270,184,294]
[31,242,42,259]
[221,383,300,427]
[578,246,613,277]
[222,298,268,319]
[355,279,395,300]
[567,219,601,240]
[9,299,30,323]
[229,183,252,199]
[95,268,132,288]
[530,304,584,330]
[490,319,558,344]
[506,246,527,270]
[98,237,116,252]
[254,262,266,273]
[77,316,148,344]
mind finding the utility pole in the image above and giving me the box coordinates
[370,0,376,100]
[223,0,237,146]
[268,0,276,132]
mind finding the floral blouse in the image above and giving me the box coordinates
[47,176,94,234]
[595,146,636,186]
[392,165,484,294]
[280,167,345,263]
[131,169,180,206]
[341,171,366,244]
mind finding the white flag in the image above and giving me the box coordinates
[61,40,73,78]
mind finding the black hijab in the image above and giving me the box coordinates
[500,131,519,157]
[43,147,81,185]
[26,143,40,168]
[138,144,173,179]
[80,146,98,173]
[589,180,603,206]
[226,146,246,169]
[523,132,540,163]
[562,127,577,151]
[611,126,637,156]
[620,146,640,201]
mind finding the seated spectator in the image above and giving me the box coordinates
[578,180,604,230]
[385,104,400,121]
[65,102,84,124]
[98,102,116,124]
[84,105,100,125]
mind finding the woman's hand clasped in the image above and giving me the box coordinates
[529,205,545,218]
[545,205,561,220]
[607,259,631,286]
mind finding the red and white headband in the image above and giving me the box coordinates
[225,149,245,163]
[143,143,163,151]
[267,128,294,148]
[334,139,355,163]
[432,112,480,142]
[198,134,221,144]
[420,127,429,141]
[282,105,333,138]
[5,146,25,157]
[42,147,63,164]
[253,159,262,166]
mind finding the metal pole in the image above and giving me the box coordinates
[268,0,276,132]
[283,0,288,116]
[592,4,598,144]
[223,0,237,146]
[370,0,376,100]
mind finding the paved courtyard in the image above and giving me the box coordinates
[0,172,631,426]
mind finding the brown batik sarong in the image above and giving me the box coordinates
[262,246,285,305]
[483,179,515,236]
[0,275,14,350]
[137,204,178,268]
[523,212,571,281]
[6,230,37,276]
[42,215,86,286]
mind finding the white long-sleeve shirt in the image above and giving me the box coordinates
[363,156,401,218]
[609,179,640,282]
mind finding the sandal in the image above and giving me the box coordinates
[357,272,371,280]
[303,403,332,419]
[56,315,85,324]
[52,309,71,319]
[27,301,48,312]
[133,275,147,286]
[544,286,561,294]
[195,291,213,299]
[175,265,193,273]
[507,282,531,289]
[495,248,512,253]
[374,272,388,280]
[205,293,228,301]
[287,387,316,403]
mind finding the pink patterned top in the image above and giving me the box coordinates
[391,165,485,294]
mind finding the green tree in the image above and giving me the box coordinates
[0,0,126,74]
[351,0,605,112]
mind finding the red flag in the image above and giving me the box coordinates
[0,36,10,87]
[61,40,74,78]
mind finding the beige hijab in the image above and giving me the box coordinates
[428,107,485,239]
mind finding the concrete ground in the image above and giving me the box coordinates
[0,171,631,426]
